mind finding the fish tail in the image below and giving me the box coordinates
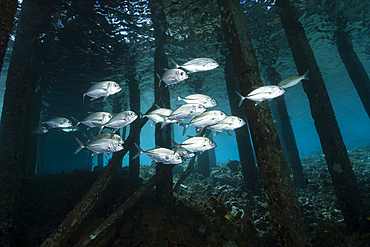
[235,91,245,107]
[170,57,179,68]
[172,90,182,106]
[132,143,144,160]
[303,69,310,80]
[74,137,85,155]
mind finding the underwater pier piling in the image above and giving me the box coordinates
[0,0,18,74]
[335,23,370,120]
[40,105,155,247]
[267,68,306,188]
[218,0,310,246]
[276,0,370,232]
[151,0,174,207]
[0,0,52,245]
[222,51,261,195]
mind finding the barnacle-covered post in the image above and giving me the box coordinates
[197,130,212,177]
[335,23,370,119]
[276,0,369,232]
[127,61,141,179]
[222,49,262,195]
[267,68,306,188]
[149,0,174,206]
[0,0,18,74]
[0,0,47,245]
[217,0,310,246]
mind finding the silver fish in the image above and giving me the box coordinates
[83,81,122,104]
[60,126,79,132]
[235,85,286,106]
[278,70,310,89]
[173,137,216,154]
[41,117,73,129]
[83,133,124,144]
[156,68,188,87]
[206,116,246,136]
[72,112,112,135]
[74,137,124,156]
[172,90,218,108]
[171,58,219,73]
[143,106,177,127]
[103,111,138,133]
[172,146,195,160]
[132,143,183,164]
[182,110,227,135]
[167,103,206,124]
[31,126,48,135]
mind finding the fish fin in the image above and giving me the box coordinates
[180,123,189,136]
[172,90,182,106]
[98,126,104,136]
[303,69,310,80]
[132,143,144,160]
[103,95,108,100]
[154,104,162,109]
[196,127,204,135]
[74,137,85,155]
[227,130,233,136]
[113,128,119,133]
[83,133,91,142]
[71,116,80,131]
[170,58,180,68]
[92,152,99,156]
[235,91,246,107]
[156,73,162,87]
[171,138,179,153]
[83,93,86,106]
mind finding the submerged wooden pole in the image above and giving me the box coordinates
[40,106,155,247]
[335,23,370,119]
[223,51,261,195]
[276,0,369,232]
[0,0,18,74]
[150,0,173,206]
[267,68,306,188]
[0,0,44,245]
[217,0,309,246]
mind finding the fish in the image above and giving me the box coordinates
[132,143,183,164]
[172,137,216,154]
[31,126,49,135]
[74,137,124,156]
[206,116,246,136]
[170,58,219,73]
[103,111,138,133]
[143,106,177,128]
[278,70,310,89]
[156,68,188,87]
[181,110,227,135]
[172,146,196,160]
[83,133,124,144]
[235,85,286,106]
[83,81,122,104]
[72,112,113,135]
[60,126,79,132]
[167,103,206,124]
[41,117,73,129]
[172,90,218,108]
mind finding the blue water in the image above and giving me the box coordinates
[1,0,370,173]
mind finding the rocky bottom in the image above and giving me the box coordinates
[13,144,370,246]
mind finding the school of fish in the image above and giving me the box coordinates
[34,58,308,164]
